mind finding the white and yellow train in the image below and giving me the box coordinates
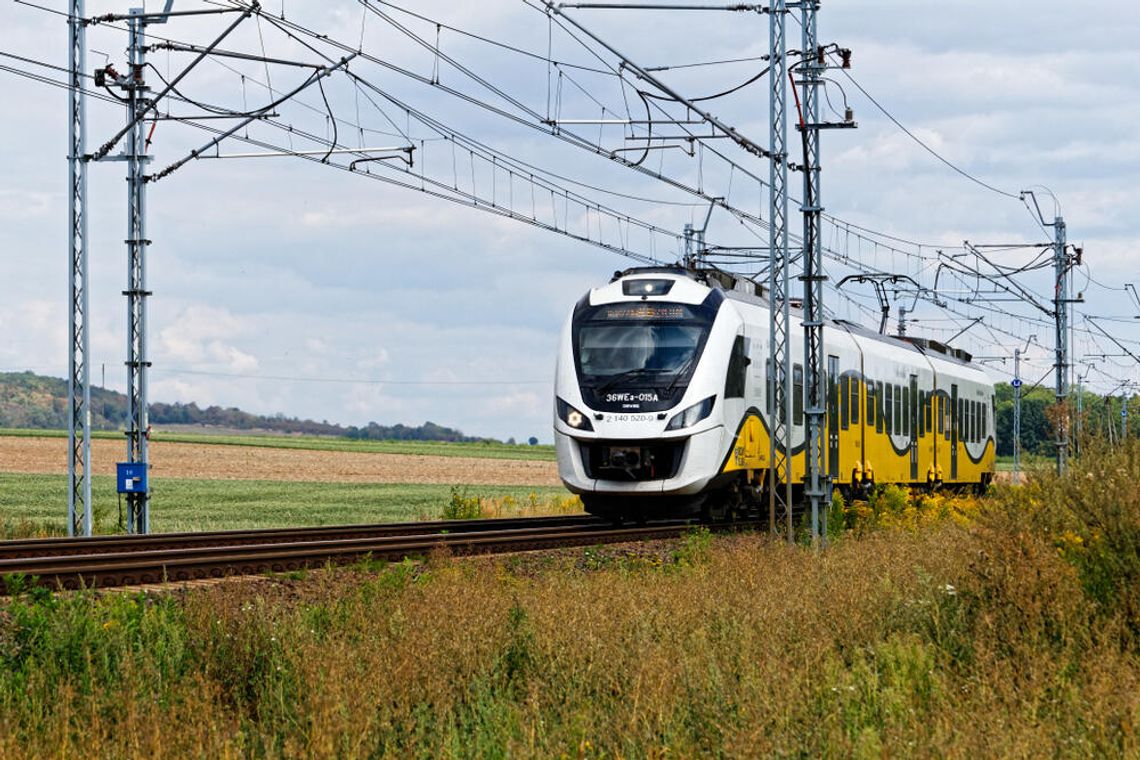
[553,267,996,521]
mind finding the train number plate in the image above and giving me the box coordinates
[603,413,656,423]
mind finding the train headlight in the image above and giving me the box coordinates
[621,278,674,297]
[665,396,715,431]
[556,398,594,431]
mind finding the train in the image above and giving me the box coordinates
[553,266,996,522]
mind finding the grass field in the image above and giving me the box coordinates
[0,441,1137,757]
[0,428,557,461]
[0,474,575,535]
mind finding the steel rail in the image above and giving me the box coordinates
[0,519,752,592]
[0,515,601,560]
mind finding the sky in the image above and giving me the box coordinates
[1,0,1138,442]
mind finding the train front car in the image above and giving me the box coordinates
[553,269,743,521]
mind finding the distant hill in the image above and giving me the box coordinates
[0,371,478,442]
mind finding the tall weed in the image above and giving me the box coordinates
[0,454,1137,757]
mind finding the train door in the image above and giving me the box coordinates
[909,374,919,481]
[858,354,867,480]
[827,355,840,478]
[950,383,959,480]
[932,373,945,483]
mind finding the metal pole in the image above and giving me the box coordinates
[799,0,829,544]
[1013,348,1021,484]
[124,9,151,533]
[1053,215,1068,475]
[67,0,92,537]
[767,0,793,540]
[1124,394,1130,441]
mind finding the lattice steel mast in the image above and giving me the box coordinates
[798,0,828,542]
[767,0,793,538]
[67,0,92,536]
[1022,189,1073,476]
[794,0,854,542]
[1052,214,1069,474]
[123,8,152,533]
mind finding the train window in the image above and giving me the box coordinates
[983,401,988,440]
[973,401,979,443]
[908,385,914,437]
[925,392,932,434]
[910,378,919,439]
[725,335,748,399]
[918,391,926,438]
[894,385,903,436]
[915,391,923,437]
[866,385,876,427]
[850,377,860,425]
[902,386,910,437]
[765,359,773,417]
[885,383,893,433]
[840,376,849,430]
[877,382,885,433]
[793,364,804,425]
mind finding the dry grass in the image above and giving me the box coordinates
[441,486,582,520]
[0,435,559,486]
[2,445,1139,758]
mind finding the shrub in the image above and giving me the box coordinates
[442,486,483,520]
[995,438,1140,643]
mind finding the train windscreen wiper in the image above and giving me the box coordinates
[662,353,699,397]
[593,367,659,393]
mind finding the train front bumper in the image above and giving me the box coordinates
[555,426,725,496]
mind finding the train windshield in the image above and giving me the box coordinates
[574,302,715,387]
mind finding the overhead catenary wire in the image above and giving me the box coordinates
[152,367,548,385]
[7,1,1139,397]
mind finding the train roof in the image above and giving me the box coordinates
[612,265,978,369]
[833,319,975,367]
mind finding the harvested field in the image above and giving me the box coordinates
[0,435,560,487]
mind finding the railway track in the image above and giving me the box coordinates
[0,516,742,593]
[0,515,601,560]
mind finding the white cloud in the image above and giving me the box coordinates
[2,0,1139,436]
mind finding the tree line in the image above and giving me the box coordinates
[993,381,1138,456]
[0,372,478,442]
